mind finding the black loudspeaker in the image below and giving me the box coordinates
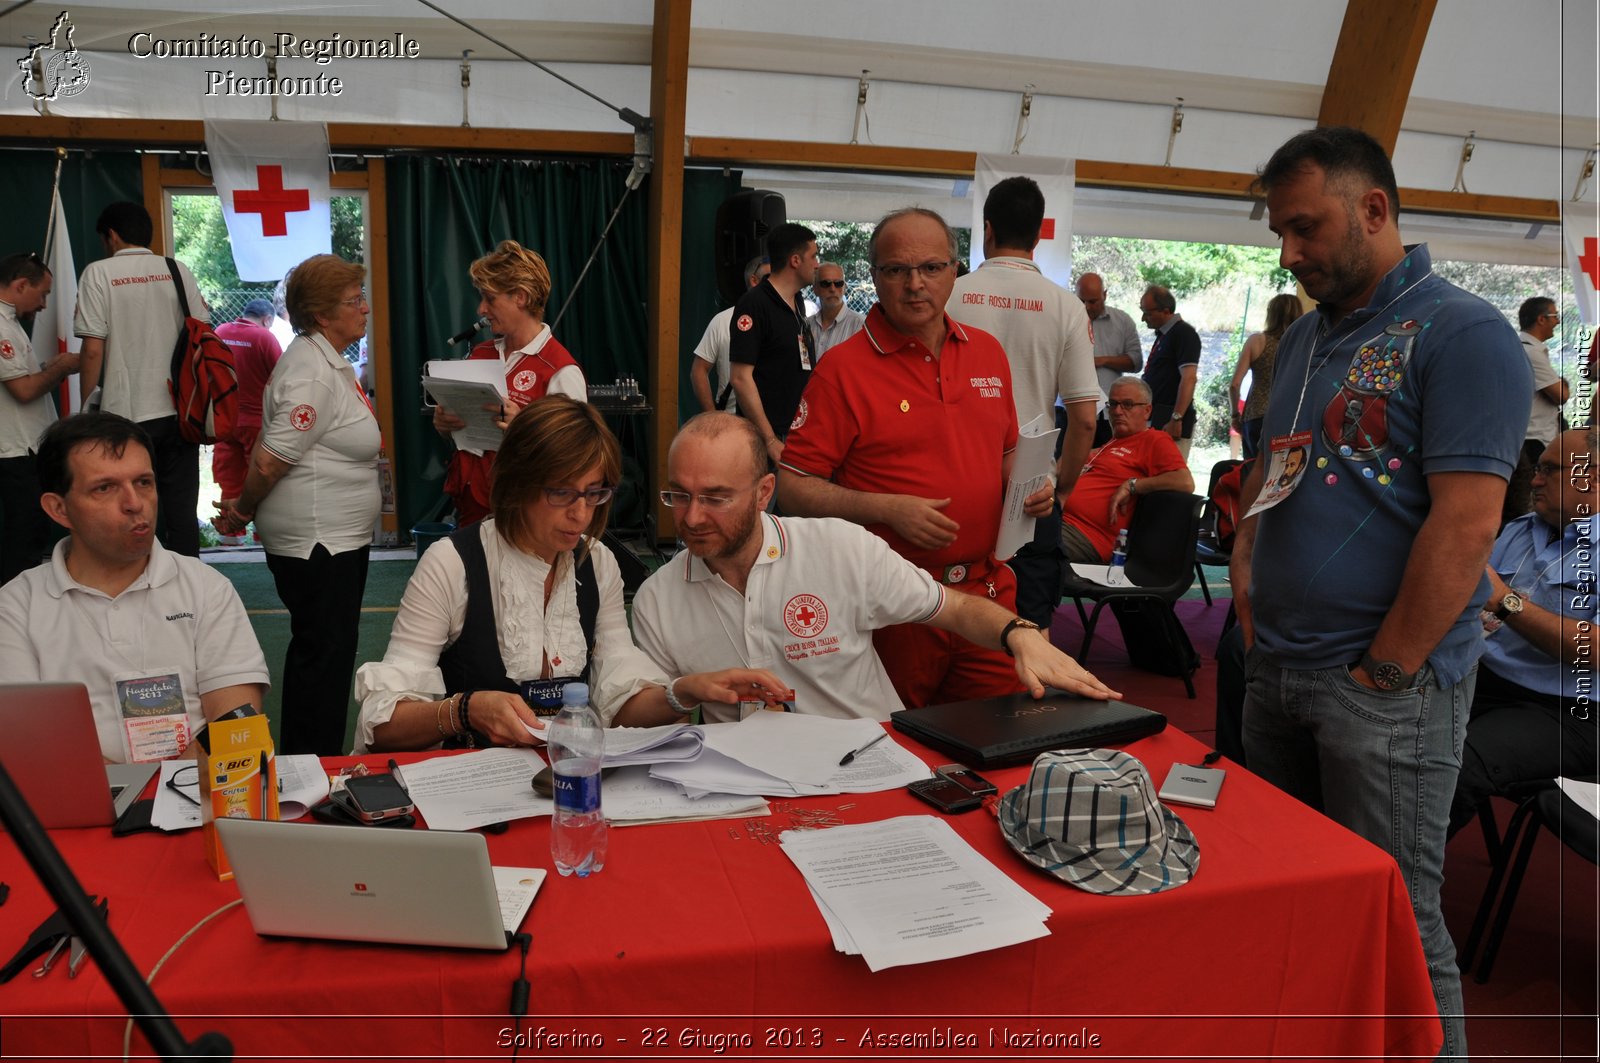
[714,189,786,304]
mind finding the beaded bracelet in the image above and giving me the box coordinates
[458,690,473,735]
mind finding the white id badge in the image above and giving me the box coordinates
[1245,430,1314,518]
[115,669,192,763]
[798,333,813,371]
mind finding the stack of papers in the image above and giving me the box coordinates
[997,413,1061,560]
[422,359,506,455]
[781,815,1052,971]
[648,714,931,797]
[603,766,768,826]
[601,724,705,766]
[401,748,551,831]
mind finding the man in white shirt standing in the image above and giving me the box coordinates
[950,176,1099,628]
[690,256,768,414]
[1505,297,1570,522]
[807,261,864,359]
[0,253,77,584]
[74,202,209,556]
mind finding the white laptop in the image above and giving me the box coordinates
[0,683,156,829]
[216,818,545,950]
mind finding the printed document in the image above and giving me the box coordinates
[781,815,1051,972]
[422,359,506,455]
[996,414,1061,560]
[701,712,883,786]
[602,765,768,825]
[399,747,551,830]
[651,726,930,797]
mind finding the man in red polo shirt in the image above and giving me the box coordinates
[778,207,1059,708]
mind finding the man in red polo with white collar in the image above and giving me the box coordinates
[779,207,1055,708]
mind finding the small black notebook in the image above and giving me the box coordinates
[891,689,1167,769]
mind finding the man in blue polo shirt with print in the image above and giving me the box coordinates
[1229,126,1531,1061]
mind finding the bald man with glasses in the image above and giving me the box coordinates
[778,208,1062,708]
[634,413,1117,721]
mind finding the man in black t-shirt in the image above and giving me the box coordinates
[730,222,819,468]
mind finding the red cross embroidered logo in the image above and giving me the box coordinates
[784,593,829,638]
[0,341,13,360]
[790,397,808,431]
[736,314,754,332]
[512,369,536,392]
[290,404,316,431]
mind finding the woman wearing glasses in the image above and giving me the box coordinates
[434,240,586,526]
[216,254,381,756]
[354,396,784,752]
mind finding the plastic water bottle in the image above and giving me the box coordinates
[548,683,607,877]
[1108,528,1129,585]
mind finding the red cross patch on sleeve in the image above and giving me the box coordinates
[290,404,317,431]
[736,314,754,332]
[0,341,14,360]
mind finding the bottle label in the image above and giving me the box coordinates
[553,771,601,814]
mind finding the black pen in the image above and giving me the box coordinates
[839,732,888,766]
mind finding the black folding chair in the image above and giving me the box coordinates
[1194,458,1243,607]
[1059,491,1205,697]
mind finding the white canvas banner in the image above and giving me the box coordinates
[204,119,331,282]
[36,187,80,414]
[971,154,1076,287]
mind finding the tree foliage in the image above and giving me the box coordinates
[171,194,365,298]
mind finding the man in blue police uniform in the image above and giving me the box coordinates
[1229,126,1532,1061]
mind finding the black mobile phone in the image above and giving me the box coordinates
[907,776,983,814]
[331,774,414,823]
[935,764,998,797]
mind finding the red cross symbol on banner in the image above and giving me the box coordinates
[233,165,310,237]
[1580,237,1600,292]
[795,605,817,628]
[1039,218,1056,240]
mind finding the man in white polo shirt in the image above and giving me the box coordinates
[0,253,77,585]
[0,413,268,763]
[631,412,1118,721]
[74,201,209,557]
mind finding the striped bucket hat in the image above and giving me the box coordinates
[998,748,1199,894]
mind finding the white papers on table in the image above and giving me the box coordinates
[493,867,546,933]
[1069,561,1131,588]
[650,726,931,798]
[275,754,331,819]
[422,359,506,456]
[1557,777,1600,821]
[602,723,705,767]
[702,712,882,786]
[152,759,202,831]
[996,413,1062,561]
[780,815,1051,972]
[398,748,551,831]
[602,765,768,825]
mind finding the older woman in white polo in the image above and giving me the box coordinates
[218,254,380,755]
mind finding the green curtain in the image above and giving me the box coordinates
[0,150,142,283]
[387,156,650,534]
[677,169,746,423]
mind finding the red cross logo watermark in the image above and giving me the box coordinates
[233,165,311,237]
[783,593,829,638]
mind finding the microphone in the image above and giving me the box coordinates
[448,316,489,344]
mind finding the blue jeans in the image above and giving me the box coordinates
[1242,653,1471,1061]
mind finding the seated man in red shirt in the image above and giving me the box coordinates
[1061,376,1194,563]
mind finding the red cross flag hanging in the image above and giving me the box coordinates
[1566,217,1599,326]
[970,153,1077,287]
[203,119,331,282]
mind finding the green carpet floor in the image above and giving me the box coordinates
[214,557,417,752]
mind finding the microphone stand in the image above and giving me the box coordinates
[0,760,232,1060]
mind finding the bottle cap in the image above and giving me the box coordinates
[561,682,590,706]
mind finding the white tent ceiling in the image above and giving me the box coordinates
[2,0,1595,264]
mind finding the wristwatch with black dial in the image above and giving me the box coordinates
[1358,652,1417,691]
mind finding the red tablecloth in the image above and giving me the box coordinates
[0,728,1441,1061]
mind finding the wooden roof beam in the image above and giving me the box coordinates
[1316,0,1438,152]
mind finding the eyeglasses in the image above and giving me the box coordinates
[1105,399,1150,411]
[1541,312,1561,319]
[341,290,369,308]
[1533,462,1569,478]
[541,485,614,507]
[166,765,200,806]
[873,260,953,282]
[814,279,845,290]
[659,486,754,510]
